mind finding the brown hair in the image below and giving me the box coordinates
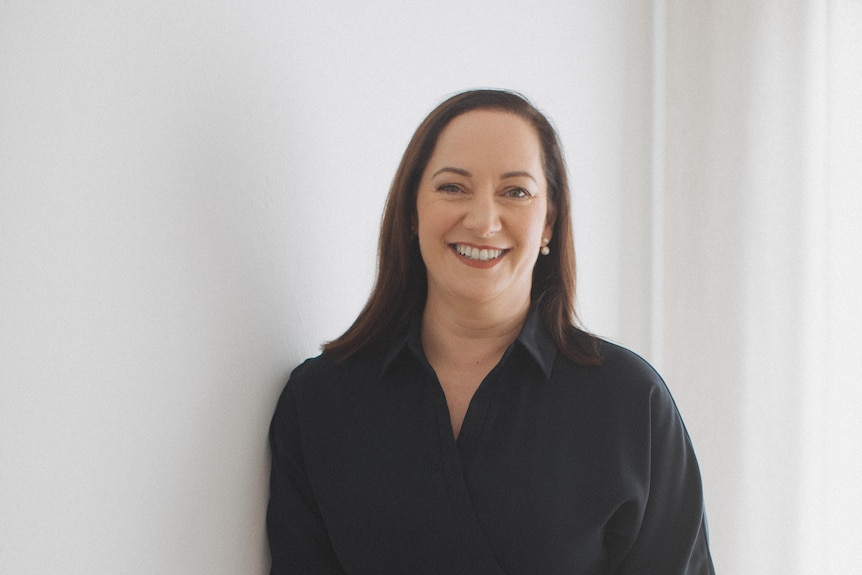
[323,89,601,365]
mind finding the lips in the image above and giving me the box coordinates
[452,243,505,261]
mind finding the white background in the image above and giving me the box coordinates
[2,2,860,573]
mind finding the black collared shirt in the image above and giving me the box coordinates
[267,310,715,574]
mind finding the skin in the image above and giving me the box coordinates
[415,110,554,438]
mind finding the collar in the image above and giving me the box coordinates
[380,305,556,381]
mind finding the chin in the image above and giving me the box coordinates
[447,284,509,305]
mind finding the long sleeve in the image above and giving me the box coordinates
[612,382,715,574]
[267,383,345,574]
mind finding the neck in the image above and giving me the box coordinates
[421,289,531,362]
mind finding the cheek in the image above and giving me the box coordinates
[525,210,551,241]
[416,199,455,238]
[415,210,443,254]
[414,195,430,236]
[415,205,433,239]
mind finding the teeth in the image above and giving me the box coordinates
[454,244,503,261]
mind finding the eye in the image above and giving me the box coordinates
[437,183,464,194]
[506,187,531,199]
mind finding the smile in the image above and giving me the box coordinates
[452,244,506,262]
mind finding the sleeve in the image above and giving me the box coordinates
[614,383,716,574]
[266,382,345,574]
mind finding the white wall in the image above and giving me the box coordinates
[0,2,654,572]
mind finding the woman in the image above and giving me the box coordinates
[267,90,715,574]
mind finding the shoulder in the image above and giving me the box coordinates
[558,337,663,386]
[552,339,699,467]
[276,350,384,417]
[553,337,678,413]
[595,339,664,386]
[285,352,339,388]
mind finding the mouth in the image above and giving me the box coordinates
[451,243,507,262]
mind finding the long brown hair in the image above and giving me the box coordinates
[323,89,601,365]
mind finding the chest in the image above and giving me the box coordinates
[298,365,648,574]
[434,361,497,439]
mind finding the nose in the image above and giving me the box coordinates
[462,189,502,237]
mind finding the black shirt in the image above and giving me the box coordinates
[267,310,715,574]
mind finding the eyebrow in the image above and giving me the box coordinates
[500,170,538,183]
[431,166,471,179]
[431,167,538,183]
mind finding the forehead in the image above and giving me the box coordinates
[427,110,543,173]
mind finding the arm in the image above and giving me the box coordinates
[614,384,716,574]
[267,384,345,574]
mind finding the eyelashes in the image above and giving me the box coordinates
[435,184,533,199]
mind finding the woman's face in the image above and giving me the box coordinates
[416,110,553,307]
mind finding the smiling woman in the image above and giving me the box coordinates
[266,90,715,574]
[416,110,552,312]
[320,90,598,368]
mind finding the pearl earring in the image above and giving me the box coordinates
[540,238,550,256]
